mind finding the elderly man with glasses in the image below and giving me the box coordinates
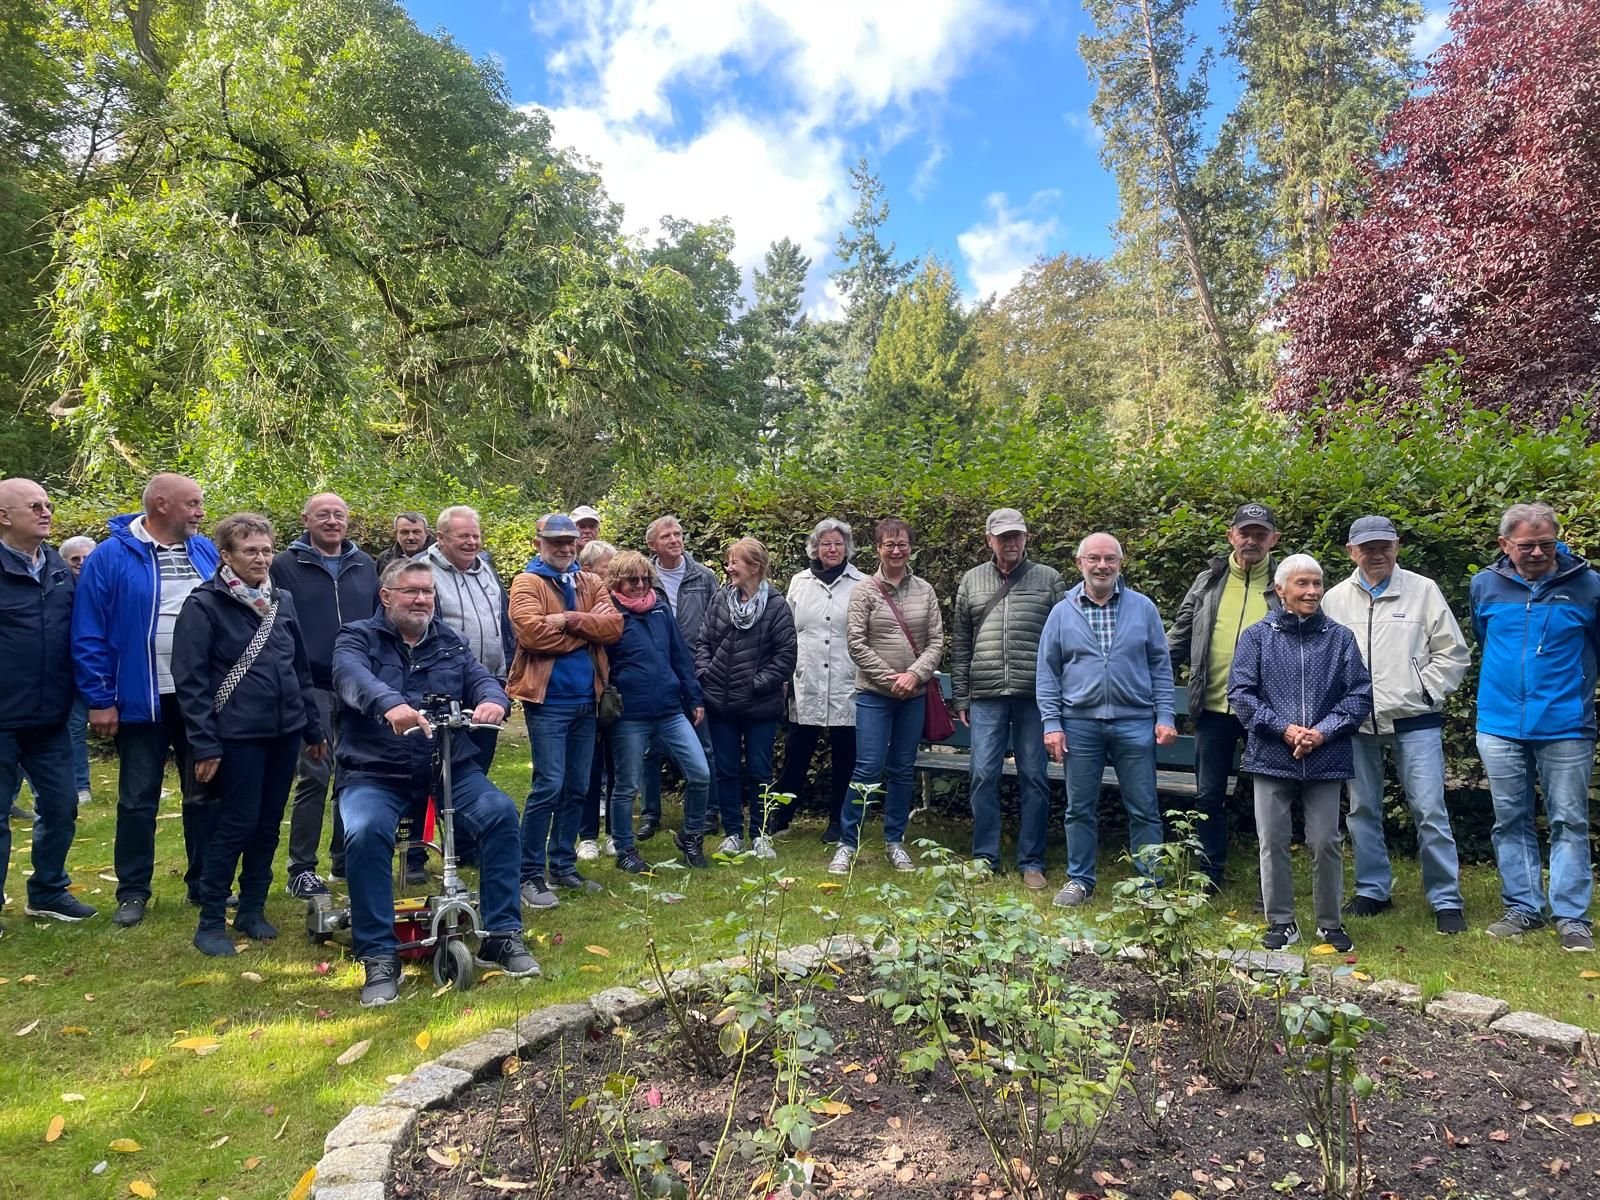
[1471,503,1600,952]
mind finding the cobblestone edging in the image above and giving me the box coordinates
[307,932,1592,1199]
[306,935,873,1200]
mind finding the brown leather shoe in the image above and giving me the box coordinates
[1022,869,1047,890]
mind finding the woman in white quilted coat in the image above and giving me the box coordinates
[771,519,865,843]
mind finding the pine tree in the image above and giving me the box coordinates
[830,159,913,401]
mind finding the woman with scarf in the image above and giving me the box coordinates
[172,514,326,957]
[695,537,797,859]
[604,550,713,870]
[771,519,866,844]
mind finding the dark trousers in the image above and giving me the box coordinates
[405,725,495,870]
[581,729,615,840]
[771,723,856,833]
[114,698,216,904]
[707,713,779,841]
[1192,709,1246,884]
[287,687,345,879]
[0,721,80,906]
[196,734,300,926]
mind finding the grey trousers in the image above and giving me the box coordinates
[1254,775,1345,931]
[286,687,344,879]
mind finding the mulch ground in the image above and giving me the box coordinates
[391,958,1600,1199]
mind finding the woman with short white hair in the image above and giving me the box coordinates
[1228,553,1372,954]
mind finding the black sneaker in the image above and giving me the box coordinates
[549,871,603,892]
[1318,926,1354,953]
[193,924,236,957]
[637,814,660,841]
[286,870,331,900]
[360,957,403,1006]
[1434,908,1467,935]
[476,935,542,978]
[402,868,430,889]
[674,830,709,869]
[24,894,97,923]
[1342,895,1393,917]
[112,898,147,928]
[1263,922,1300,950]
[233,912,279,940]
[615,847,649,874]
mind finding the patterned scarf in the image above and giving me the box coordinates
[727,580,770,630]
[219,563,275,617]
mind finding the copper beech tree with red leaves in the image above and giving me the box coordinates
[1273,0,1600,426]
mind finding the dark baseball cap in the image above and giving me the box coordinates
[1347,515,1399,545]
[1230,502,1277,531]
[537,512,580,539]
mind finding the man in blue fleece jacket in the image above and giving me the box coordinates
[1037,532,1177,909]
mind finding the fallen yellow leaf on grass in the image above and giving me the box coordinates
[287,1166,315,1200]
[1352,971,1372,982]
[243,1156,263,1170]
[61,1025,90,1035]
[61,1093,85,1103]
[427,1145,462,1168]
[809,1099,852,1116]
[1571,1112,1599,1126]
[208,1136,229,1150]
[137,1058,155,1075]
[171,1036,219,1053]
[415,1031,431,1052]
[816,882,843,891]
[109,1138,142,1152]
[335,1038,372,1066]
[578,964,601,973]
[1580,970,1600,980]
[45,1115,64,1142]
[585,945,612,957]
[1309,943,1337,955]
[1172,1191,1200,1200]
[129,1181,156,1198]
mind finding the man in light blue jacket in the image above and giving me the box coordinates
[1037,532,1177,909]
[73,473,220,928]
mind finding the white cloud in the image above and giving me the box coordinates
[525,0,1027,305]
[909,139,948,201]
[1411,5,1452,60]
[956,191,1060,301]
[1062,109,1104,150]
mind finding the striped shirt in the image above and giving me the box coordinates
[1075,583,1121,655]
[133,517,202,693]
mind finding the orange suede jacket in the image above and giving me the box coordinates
[506,569,624,703]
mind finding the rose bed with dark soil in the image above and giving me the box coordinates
[391,960,1600,1200]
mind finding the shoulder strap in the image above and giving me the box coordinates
[972,560,1031,636]
[875,579,921,657]
[214,601,280,713]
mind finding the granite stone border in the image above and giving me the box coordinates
[308,928,1593,1199]
[307,934,875,1199]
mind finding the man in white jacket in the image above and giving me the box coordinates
[1322,516,1471,934]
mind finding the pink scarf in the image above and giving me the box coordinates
[612,589,657,615]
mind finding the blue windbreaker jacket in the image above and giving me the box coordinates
[71,514,221,723]
[1470,551,1600,741]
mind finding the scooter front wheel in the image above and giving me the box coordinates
[433,938,477,991]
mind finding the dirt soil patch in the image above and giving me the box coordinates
[391,959,1600,1199]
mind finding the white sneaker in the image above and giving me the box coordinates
[717,835,744,856]
[753,835,777,860]
[576,839,600,862]
[603,836,616,856]
[886,843,915,872]
[827,845,856,875]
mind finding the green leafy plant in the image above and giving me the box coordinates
[1278,992,1386,1198]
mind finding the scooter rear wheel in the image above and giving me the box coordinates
[433,938,477,991]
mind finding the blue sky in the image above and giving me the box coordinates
[400,0,1453,315]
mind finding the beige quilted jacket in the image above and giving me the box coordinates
[847,572,946,697]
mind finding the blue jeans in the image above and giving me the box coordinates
[1476,733,1595,922]
[967,697,1050,871]
[195,734,299,925]
[611,714,711,848]
[842,690,922,850]
[0,722,80,906]
[707,712,778,841]
[114,698,215,904]
[1060,716,1164,890]
[1191,710,1245,883]
[1347,728,1462,910]
[340,766,522,961]
[641,718,716,825]
[520,703,595,882]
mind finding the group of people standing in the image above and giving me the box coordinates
[1,471,1595,1005]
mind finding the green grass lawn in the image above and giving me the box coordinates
[3,737,1598,1200]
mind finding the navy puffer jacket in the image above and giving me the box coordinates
[1226,608,1372,781]
[609,598,704,720]
[0,543,74,730]
[694,587,797,721]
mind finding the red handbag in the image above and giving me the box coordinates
[874,581,955,742]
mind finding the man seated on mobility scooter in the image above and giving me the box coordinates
[332,558,540,1006]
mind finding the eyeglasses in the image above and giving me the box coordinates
[1509,540,1556,554]
[878,541,911,551]
[0,501,51,515]
[387,586,436,598]
[1079,555,1122,565]
[308,509,347,522]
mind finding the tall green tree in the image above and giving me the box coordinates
[750,236,828,459]
[1225,0,1419,284]
[855,259,978,444]
[1081,0,1239,391]
[829,158,913,402]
